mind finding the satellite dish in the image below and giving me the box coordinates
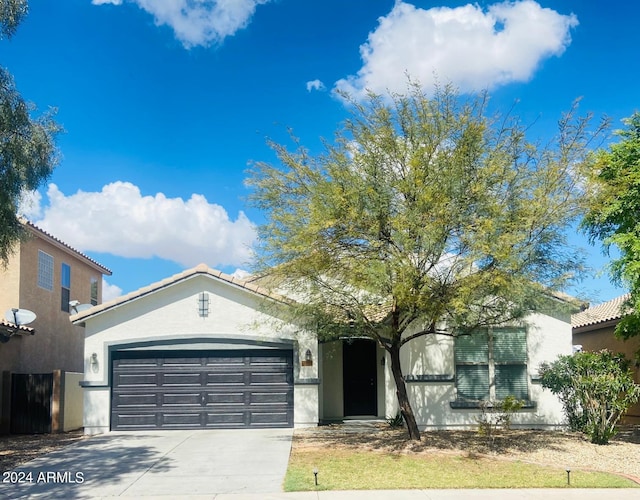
[73,304,93,313]
[4,308,37,326]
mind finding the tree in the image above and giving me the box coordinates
[247,82,603,440]
[582,113,640,342]
[0,0,60,264]
[539,350,640,444]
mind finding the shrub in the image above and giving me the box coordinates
[476,395,525,439]
[539,350,640,444]
[386,411,404,428]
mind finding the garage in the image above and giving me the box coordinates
[75,265,318,434]
[111,349,294,430]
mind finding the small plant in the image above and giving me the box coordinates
[476,396,525,443]
[386,411,404,428]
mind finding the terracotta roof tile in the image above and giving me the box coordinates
[70,263,287,323]
[0,318,34,334]
[22,219,112,275]
[571,293,630,329]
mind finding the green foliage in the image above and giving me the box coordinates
[539,350,640,444]
[0,0,28,39]
[583,113,640,342]
[476,396,524,442]
[247,79,604,439]
[0,0,61,264]
[385,411,404,428]
[248,82,600,340]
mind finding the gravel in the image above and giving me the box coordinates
[0,430,86,472]
[2,425,639,484]
[294,424,640,483]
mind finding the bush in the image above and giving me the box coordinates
[476,396,524,440]
[539,350,640,444]
[386,411,404,428]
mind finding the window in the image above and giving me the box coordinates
[198,292,209,317]
[90,278,98,306]
[455,328,528,402]
[37,250,54,290]
[61,263,71,312]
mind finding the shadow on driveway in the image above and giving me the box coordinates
[0,429,293,499]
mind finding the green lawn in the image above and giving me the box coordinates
[285,449,638,491]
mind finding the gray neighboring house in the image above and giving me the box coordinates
[73,264,574,434]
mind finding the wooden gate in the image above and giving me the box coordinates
[10,373,53,434]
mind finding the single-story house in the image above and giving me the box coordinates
[72,264,571,434]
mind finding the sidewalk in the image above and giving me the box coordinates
[102,489,640,499]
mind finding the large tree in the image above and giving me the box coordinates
[0,0,60,264]
[583,113,640,341]
[247,83,602,440]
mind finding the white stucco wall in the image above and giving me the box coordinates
[320,341,344,420]
[78,273,319,434]
[393,312,573,429]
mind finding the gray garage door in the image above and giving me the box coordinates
[111,349,294,430]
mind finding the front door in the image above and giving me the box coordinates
[343,339,377,416]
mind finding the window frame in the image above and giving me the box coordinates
[37,250,54,291]
[61,262,71,312]
[90,277,98,306]
[454,327,529,403]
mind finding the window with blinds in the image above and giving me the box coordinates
[455,327,528,402]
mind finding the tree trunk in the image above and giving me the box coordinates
[389,341,421,440]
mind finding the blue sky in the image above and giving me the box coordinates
[4,0,638,305]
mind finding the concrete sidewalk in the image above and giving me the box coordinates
[89,489,640,499]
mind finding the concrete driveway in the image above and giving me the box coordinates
[0,428,293,499]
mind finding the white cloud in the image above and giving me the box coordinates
[93,0,271,47]
[306,79,326,92]
[231,268,252,280]
[17,190,43,220]
[31,182,257,268]
[335,0,578,100]
[102,279,123,302]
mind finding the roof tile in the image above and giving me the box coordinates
[71,264,287,323]
[571,293,630,328]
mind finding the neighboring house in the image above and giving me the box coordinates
[74,264,572,434]
[572,294,640,424]
[0,220,112,432]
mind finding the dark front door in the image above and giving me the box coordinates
[343,339,377,416]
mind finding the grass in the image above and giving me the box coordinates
[284,449,638,491]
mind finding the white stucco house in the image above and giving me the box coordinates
[72,264,572,435]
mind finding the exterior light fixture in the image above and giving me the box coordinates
[301,348,313,366]
[313,468,318,486]
[566,468,571,485]
[90,352,99,373]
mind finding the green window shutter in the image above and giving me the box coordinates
[493,328,527,363]
[495,364,528,400]
[455,331,489,363]
[456,365,490,400]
